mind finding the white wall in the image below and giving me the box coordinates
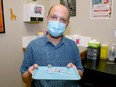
[69,0,116,46]
[0,0,116,87]
[48,0,116,46]
[0,0,49,87]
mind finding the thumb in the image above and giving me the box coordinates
[33,64,38,69]
[67,63,77,68]
[28,64,38,74]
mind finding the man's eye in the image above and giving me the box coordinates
[51,16,57,20]
[60,18,66,23]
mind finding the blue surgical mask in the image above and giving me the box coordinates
[47,20,66,37]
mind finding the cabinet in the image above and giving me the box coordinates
[81,59,116,87]
[24,3,44,22]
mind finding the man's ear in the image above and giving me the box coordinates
[66,20,70,27]
[47,16,48,20]
[47,16,49,23]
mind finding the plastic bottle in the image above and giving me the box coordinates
[109,45,115,61]
[100,44,108,59]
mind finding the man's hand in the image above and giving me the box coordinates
[21,64,38,84]
[67,63,77,69]
[67,63,83,77]
[28,64,38,75]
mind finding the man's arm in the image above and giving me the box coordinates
[21,64,38,87]
[21,70,32,84]
[77,70,83,77]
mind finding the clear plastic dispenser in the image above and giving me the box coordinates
[108,44,116,62]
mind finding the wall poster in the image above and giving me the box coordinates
[60,0,76,16]
[0,0,5,33]
[91,0,113,19]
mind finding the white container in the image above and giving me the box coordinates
[24,3,44,22]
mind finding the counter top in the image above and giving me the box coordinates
[78,46,87,60]
[83,59,116,76]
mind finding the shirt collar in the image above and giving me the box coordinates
[41,35,66,47]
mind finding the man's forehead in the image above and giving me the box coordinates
[51,4,68,12]
[50,5,69,16]
[48,4,70,19]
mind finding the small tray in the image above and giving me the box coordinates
[32,66,81,80]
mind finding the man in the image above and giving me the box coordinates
[20,4,84,87]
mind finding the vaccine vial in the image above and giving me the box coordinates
[48,64,52,73]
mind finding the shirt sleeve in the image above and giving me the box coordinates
[20,43,34,74]
[72,42,84,72]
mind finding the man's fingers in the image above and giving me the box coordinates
[67,63,73,67]
[67,63,77,69]
[33,64,38,69]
